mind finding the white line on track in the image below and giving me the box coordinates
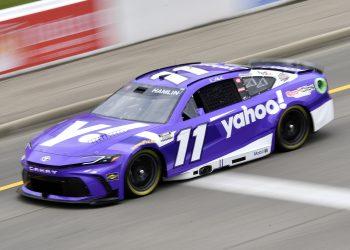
[186,173,350,210]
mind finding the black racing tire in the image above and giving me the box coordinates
[276,106,311,151]
[125,149,162,198]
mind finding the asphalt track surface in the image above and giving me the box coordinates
[2,11,350,250]
[0,41,349,250]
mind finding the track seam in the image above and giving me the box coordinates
[0,207,47,224]
[223,209,345,249]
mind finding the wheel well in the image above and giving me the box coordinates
[279,105,314,132]
[275,105,314,151]
[299,105,314,132]
[142,147,167,178]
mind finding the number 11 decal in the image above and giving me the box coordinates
[175,124,207,167]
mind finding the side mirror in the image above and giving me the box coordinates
[196,108,205,116]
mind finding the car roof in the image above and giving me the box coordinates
[133,62,248,89]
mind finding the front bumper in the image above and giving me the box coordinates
[18,186,119,205]
[20,160,123,204]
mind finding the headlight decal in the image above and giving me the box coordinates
[82,155,121,165]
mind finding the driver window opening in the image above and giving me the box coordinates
[182,96,202,121]
[181,79,242,121]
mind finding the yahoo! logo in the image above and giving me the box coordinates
[40,121,148,147]
[221,90,286,139]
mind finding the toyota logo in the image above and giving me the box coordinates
[41,156,51,162]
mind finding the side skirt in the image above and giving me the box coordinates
[164,133,273,181]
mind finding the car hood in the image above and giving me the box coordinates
[30,113,160,157]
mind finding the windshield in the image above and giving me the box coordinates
[92,84,185,123]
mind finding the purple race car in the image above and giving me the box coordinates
[19,61,334,204]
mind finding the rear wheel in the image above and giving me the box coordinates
[276,106,311,151]
[125,149,162,198]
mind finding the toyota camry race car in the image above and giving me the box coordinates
[19,61,334,204]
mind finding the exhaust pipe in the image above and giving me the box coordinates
[199,165,212,176]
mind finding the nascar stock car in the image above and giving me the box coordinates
[19,61,334,204]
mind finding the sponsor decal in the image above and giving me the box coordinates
[41,156,51,162]
[286,84,315,98]
[278,72,290,82]
[106,173,119,181]
[131,140,156,150]
[136,131,176,147]
[159,132,174,142]
[253,147,269,156]
[132,131,175,149]
[240,70,298,88]
[221,90,286,138]
[28,166,58,175]
[257,70,273,76]
[209,75,224,83]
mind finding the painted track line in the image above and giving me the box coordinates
[329,84,350,94]
[186,173,350,210]
[0,83,349,193]
[0,181,23,191]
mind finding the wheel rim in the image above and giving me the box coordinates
[279,109,308,146]
[128,154,158,192]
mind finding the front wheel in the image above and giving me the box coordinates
[276,106,311,151]
[125,149,162,198]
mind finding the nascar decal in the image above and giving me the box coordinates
[135,131,176,147]
[286,84,315,98]
[40,121,148,147]
[221,90,286,138]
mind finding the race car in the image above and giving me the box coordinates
[19,60,334,204]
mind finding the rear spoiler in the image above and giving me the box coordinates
[249,59,323,74]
